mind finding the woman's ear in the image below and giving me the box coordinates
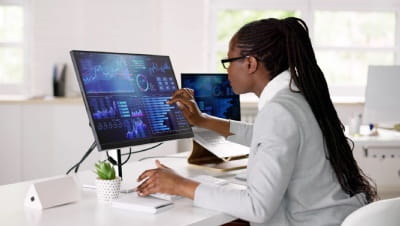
[247,56,258,74]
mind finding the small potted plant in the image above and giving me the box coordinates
[94,160,121,202]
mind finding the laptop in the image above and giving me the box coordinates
[181,73,249,159]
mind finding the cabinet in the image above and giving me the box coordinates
[352,128,400,198]
[0,104,22,184]
[20,101,94,180]
[0,98,178,185]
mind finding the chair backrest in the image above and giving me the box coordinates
[341,197,400,226]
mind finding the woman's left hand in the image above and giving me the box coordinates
[136,160,199,199]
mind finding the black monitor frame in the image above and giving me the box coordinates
[71,50,193,152]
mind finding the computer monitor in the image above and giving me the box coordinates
[70,50,193,151]
[180,73,241,120]
[363,65,400,126]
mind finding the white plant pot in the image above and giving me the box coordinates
[95,177,121,202]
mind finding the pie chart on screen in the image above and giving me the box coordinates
[136,74,149,92]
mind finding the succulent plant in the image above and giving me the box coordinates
[94,161,116,180]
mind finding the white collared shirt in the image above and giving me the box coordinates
[258,70,292,111]
[194,71,365,225]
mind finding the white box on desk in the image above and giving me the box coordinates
[24,175,81,210]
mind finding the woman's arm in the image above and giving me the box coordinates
[167,88,233,137]
[136,160,199,199]
[136,102,300,223]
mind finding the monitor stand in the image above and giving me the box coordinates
[104,149,138,193]
[82,149,137,193]
[108,149,124,179]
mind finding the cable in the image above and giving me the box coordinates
[106,142,164,166]
[121,142,164,156]
[138,155,187,161]
[67,142,164,175]
[66,141,96,175]
[71,141,96,173]
[106,149,131,166]
[121,148,132,165]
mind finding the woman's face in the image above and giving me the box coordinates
[226,39,254,95]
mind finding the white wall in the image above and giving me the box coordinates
[27,0,367,123]
[0,100,182,185]
[29,0,209,97]
[335,103,364,125]
[17,0,373,184]
[159,0,209,80]
[30,0,159,96]
[0,104,22,184]
[12,0,209,184]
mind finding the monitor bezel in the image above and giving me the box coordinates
[180,73,241,121]
[71,50,193,151]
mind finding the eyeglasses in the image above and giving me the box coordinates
[220,56,249,69]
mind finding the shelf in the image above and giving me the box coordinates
[0,96,83,105]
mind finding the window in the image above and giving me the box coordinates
[314,11,396,96]
[0,0,24,95]
[210,0,400,99]
[215,10,300,72]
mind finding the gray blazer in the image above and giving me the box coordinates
[193,72,365,226]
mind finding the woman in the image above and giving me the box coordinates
[136,17,377,225]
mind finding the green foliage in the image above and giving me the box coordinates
[314,11,396,86]
[217,10,299,44]
[94,161,116,180]
[215,9,299,72]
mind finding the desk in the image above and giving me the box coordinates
[351,128,400,198]
[0,153,245,226]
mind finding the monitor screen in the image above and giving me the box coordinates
[181,73,240,120]
[71,50,193,151]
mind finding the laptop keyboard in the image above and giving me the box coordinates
[194,130,250,158]
[196,131,226,145]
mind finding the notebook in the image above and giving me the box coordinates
[180,73,249,159]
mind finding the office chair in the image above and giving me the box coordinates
[341,197,400,226]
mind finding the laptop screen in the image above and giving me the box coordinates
[70,50,193,151]
[181,73,240,121]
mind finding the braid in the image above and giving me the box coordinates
[236,19,288,78]
[236,17,377,203]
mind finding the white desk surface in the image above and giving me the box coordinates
[0,152,246,226]
[350,127,400,145]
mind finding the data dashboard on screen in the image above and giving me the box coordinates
[71,50,193,151]
[181,73,241,121]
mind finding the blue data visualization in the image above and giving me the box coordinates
[181,74,241,121]
[71,51,193,150]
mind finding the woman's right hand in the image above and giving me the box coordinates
[167,88,206,127]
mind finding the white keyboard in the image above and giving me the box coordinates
[150,193,181,201]
[191,175,229,186]
[234,170,247,181]
[149,175,229,201]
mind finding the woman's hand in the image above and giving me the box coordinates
[136,160,199,199]
[167,88,206,127]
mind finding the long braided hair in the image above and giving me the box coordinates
[234,17,377,203]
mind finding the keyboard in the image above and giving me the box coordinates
[150,193,181,201]
[149,175,229,201]
[234,170,247,181]
[191,174,229,186]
